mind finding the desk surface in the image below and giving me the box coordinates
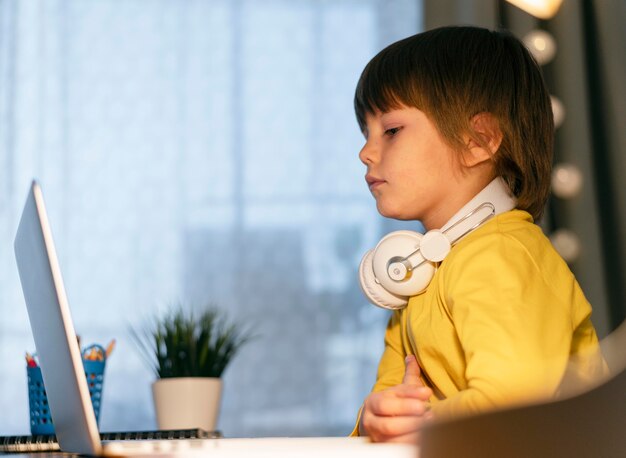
[208,437,418,457]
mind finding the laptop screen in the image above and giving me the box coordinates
[14,180,102,455]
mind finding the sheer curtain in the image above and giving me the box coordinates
[0,0,422,437]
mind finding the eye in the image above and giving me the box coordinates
[384,127,401,136]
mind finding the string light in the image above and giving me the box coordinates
[505,0,564,19]
[551,95,565,128]
[523,29,557,65]
[551,163,583,199]
[550,229,581,263]
[518,15,582,264]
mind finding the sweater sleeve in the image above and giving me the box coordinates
[430,233,580,419]
[373,312,408,391]
[350,311,407,436]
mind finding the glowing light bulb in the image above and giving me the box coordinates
[550,229,581,263]
[506,0,564,19]
[551,95,565,128]
[523,30,557,65]
[551,163,583,199]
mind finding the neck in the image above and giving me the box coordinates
[439,177,517,241]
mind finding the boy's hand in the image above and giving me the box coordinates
[359,355,433,443]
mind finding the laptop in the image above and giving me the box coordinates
[12,180,219,455]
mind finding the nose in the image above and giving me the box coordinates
[359,140,375,165]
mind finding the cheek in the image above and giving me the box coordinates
[420,149,461,180]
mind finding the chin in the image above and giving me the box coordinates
[376,203,414,221]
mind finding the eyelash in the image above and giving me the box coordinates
[385,127,401,136]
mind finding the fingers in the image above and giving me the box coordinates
[366,392,431,417]
[362,413,431,443]
[402,355,424,386]
[359,355,433,443]
[387,383,432,401]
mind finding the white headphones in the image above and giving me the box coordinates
[359,178,517,310]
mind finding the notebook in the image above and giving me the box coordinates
[12,180,221,455]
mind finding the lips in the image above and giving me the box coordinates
[365,174,385,191]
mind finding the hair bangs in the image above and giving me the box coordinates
[354,54,412,134]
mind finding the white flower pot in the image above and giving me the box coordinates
[152,377,222,432]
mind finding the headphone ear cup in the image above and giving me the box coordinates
[359,250,408,310]
[372,230,436,297]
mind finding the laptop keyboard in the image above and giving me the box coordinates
[0,429,222,452]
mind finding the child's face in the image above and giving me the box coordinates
[358,106,466,229]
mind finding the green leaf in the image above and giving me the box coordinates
[128,304,254,378]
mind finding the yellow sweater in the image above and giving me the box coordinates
[353,210,604,433]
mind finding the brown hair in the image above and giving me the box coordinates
[354,26,554,221]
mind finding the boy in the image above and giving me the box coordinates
[352,26,605,443]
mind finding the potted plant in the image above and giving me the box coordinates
[131,305,251,432]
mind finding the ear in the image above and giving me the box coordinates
[462,113,503,167]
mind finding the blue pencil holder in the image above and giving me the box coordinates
[27,357,106,435]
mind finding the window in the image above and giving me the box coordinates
[0,0,422,436]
